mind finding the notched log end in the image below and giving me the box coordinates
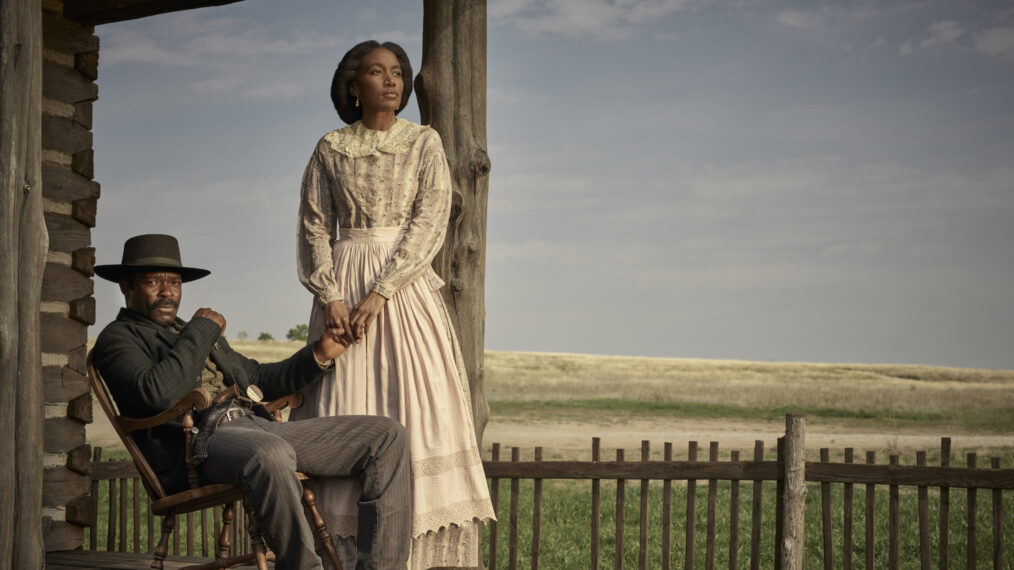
[65,494,95,527]
[72,247,95,276]
[67,444,91,475]
[68,392,93,424]
[70,295,96,325]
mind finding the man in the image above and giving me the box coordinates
[92,234,409,570]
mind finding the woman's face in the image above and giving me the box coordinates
[351,47,404,114]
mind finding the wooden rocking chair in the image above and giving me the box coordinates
[87,350,343,570]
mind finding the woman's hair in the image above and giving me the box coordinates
[331,40,413,125]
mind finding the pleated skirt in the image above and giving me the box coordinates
[291,226,495,568]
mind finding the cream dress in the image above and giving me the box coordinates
[292,118,495,568]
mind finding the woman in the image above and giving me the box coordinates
[292,40,495,569]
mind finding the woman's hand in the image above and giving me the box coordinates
[323,300,354,345]
[349,291,387,343]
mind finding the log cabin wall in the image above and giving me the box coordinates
[39,0,99,551]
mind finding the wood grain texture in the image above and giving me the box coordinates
[42,9,97,53]
[416,0,491,446]
[42,466,90,507]
[43,59,97,104]
[42,113,92,154]
[70,294,96,324]
[41,310,87,354]
[64,493,95,527]
[67,391,92,423]
[0,0,47,563]
[42,261,94,301]
[780,414,806,570]
[42,161,100,202]
[44,211,90,252]
[66,443,91,475]
[44,365,90,402]
[44,416,87,453]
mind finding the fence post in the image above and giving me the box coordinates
[781,413,806,570]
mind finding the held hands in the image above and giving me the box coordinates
[323,300,354,345]
[314,328,348,362]
[323,292,387,346]
[193,308,226,337]
[349,291,387,344]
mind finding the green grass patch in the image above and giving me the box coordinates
[484,479,1014,569]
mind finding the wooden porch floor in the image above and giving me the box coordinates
[46,550,273,569]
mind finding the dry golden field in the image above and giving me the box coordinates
[226,341,1014,423]
[482,350,1014,418]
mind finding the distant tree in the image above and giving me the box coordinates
[257,332,274,341]
[286,323,309,341]
[237,330,248,340]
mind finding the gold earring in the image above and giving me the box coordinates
[355,96,359,108]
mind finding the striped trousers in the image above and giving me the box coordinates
[201,413,410,569]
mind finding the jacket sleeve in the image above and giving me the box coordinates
[227,342,329,401]
[93,317,222,417]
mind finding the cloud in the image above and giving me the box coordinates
[974,26,1014,59]
[349,29,422,47]
[189,69,306,99]
[489,0,530,20]
[190,75,246,95]
[776,9,824,30]
[101,12,345,68]
[920,20,965,49]
[902,20,1014,61]
[490,0,692,39]
[773,4,882,32]
[101,27,200,66]
[243,81,306,99]
[99,13,395,99]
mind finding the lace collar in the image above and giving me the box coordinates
[323,118,428,158]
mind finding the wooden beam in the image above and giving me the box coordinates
[416,0,491,447]
[64,0,245,25]
[0,0,46,565]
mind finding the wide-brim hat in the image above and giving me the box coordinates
[95,234,211,283]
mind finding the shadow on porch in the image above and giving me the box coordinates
[46,550,274,569]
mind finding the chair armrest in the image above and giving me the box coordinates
[117,388,214,434]
[265,392,304,415]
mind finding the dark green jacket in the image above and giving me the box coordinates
[93,308,326,493]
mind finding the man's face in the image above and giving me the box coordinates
[121,271,183,326]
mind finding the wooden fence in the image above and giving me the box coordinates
[86,447,259,559]
[483,416,1014,570]
[84,414,1013,569]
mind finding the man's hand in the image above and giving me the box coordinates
[193,308,226,337]
[314,328,348,363]
[349,291,387,343]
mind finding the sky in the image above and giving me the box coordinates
[88,0,1014,370]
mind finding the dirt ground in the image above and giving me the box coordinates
[88,410,1014,461]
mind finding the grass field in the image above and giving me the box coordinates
[228,341,1014,434]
